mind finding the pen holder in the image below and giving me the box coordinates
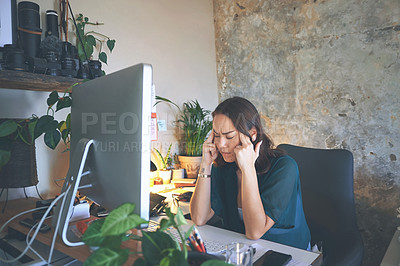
[225,242,253,266]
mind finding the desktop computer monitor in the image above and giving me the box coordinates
[52,63,153,246]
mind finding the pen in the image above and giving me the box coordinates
[186,238,195,251]
[190,235,203,252]
[193,227,206,253]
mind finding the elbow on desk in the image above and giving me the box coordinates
[190,214,208,226]
[245,231,264,240]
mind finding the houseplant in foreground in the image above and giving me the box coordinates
[155,97,212,178]
[81,203,227,265]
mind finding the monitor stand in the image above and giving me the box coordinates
[52,138,94,247]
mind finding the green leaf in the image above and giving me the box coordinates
[142,231,178,265]
[78,41,86,61]
[35,115,55,138]
[99,52,107,64]
[184,225,195,240]
[56,97,72,111]
[28,119,38,143]
[66,113,71,129]
[154,96,180,109]
[85,43,94,59]
[17,125,31,145]
[107,39,115,52]
[0,149,11,170]
[101,203,148,236]
[44,128,61,149]
[159,217,173,231]
[175,208,188,227]
[83,247,129,266]
[82,219,106,247]
[0,120,18,137]
[47,91,59,106]
[100,235,124,250]
[61,129,69,143]
[86,34,96,47]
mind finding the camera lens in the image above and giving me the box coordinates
[5,48,27,71]
[27,56,47,74]
[78,61,90,79]
[45,10,59,38]
[45,51,61,76]
[18,1,42,58]
[18,1,40,29]
[89,60,103,79]
[61,57,77,77]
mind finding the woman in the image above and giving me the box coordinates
[189,97,310,249]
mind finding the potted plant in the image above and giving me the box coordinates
[81,203,227,265]
[171,153,185,180]
[154,144,173,184]
[0,88,74,171]
[74,13,116,78]
[155,97,212,178]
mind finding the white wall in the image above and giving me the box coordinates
[0,0,218,200]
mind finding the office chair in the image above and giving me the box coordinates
[277,144,364,266]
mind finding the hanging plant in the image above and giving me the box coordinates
[75,13,116,65]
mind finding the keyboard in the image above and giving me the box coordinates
[145,220,227,253]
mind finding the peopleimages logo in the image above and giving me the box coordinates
[81,112,140,134]
[91,140,151,153]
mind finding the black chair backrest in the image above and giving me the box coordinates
[277,144,358,243]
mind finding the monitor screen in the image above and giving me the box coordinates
[52,63,152,246]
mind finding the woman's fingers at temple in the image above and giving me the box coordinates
[205,130,214,143]
[255,140,263,158]
[239,132,251,146]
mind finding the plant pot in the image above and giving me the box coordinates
[172,168,185,179]
[158,170,172,184]
[0,119,38,188]
[178,156,202,178]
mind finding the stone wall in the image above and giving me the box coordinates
[213,0,400,265]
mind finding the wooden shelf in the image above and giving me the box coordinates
[0,70,83,92]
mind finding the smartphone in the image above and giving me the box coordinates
[19,218,51,233]
[254,250,292,266]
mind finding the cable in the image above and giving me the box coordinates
[25,217,52,263]
[48,185,70,263]
[0,192,66,264]
[63,258,79,266]
[0,206,48,236]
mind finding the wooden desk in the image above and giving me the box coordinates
[0,198,140,264]
[0,198,91,262]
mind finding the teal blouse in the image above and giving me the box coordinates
[210,155,311,249]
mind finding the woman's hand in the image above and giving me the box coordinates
[234,132,262,172]
[201,131,218,167]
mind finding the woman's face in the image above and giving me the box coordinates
[212,114,240,163]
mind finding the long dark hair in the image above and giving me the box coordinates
[212,97,285,174]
